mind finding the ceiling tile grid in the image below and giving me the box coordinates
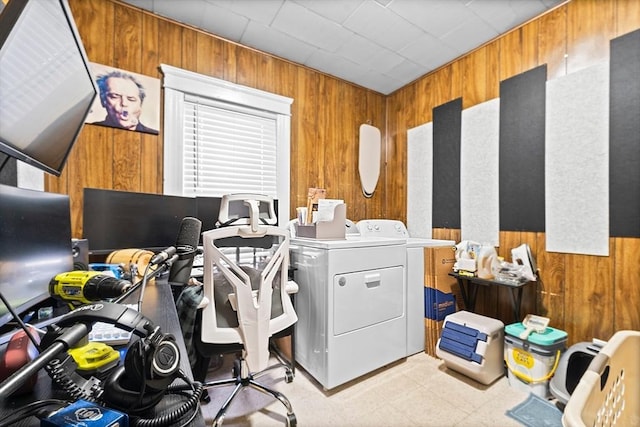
[122,0,565,94]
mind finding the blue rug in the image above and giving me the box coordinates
[506,393,563,427]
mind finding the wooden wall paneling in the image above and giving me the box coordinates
[498,28,524,81]
[449,61,463,103]
[319,76,339,198]
[485,41,500,102]
[431,65,455,109]
[461,47,489,109]
[616,0,640,36]
[415,77,432,124]
[518,231,539,318]
[222,43,238,83]
[111,5,143,191]
[432,228,460,243]
[383,94,398,220]
[498,22,539,82]
[157,19,183,69]
[311,75,329,192]
[613,237,640,332]
[195,31,223,78]
[566,0,615,75]
[564,246,615,344]
[292,68,318,212]
[384,86,411,222]
[537,5,568,81]
[141,13,160,78]
[535,233,566,331]
[335,83,359,219]
[140,13,161,194]
[274,60,298,100]
[71,126,114,238]
[181,28,198,73]
[236,48,260,88]
[61,0,117,237]
[256,55,276,93]
[270,60,299,219]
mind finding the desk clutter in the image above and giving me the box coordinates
[294,187,346,239]
[0,239,203,426]
[424,241,540,358]
[453,240,537,284]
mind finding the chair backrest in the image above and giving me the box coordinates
[199,195,297,372]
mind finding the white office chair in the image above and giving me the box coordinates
[197,194,298,427]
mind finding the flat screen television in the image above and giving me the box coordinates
[0,0,97,176]
[0,183,73,330]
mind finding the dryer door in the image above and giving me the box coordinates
[333,266,404,336]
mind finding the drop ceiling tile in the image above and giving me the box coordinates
[399,33,458,69]
[466,0,560,33]
[118,0,567,94]
[440,15,499,56]
[361,47,406,74]
[198,3,249,40]
[149,0,208,28]
[123,0,153,9]
[206,0,284,25]
[304,49,367,82]
[343,1,423,51]
[291,0,364,24]
[272,1,354,52]
[241,21,317,65]
[336,33,386,66]
[357,70,403,94]
[385,59,428,85]
[388,0,473,37]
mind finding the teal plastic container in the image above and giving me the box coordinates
[504,322,568,397]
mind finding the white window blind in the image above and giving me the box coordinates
[182,100,277,198]
[160,64,293,225]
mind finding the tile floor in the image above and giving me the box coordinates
[199,351,531,427]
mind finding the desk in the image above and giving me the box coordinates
[449,272,535,322]
[0,279,205,426]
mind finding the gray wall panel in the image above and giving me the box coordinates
[610,29,640,237]
[499,65,547,232]
[432,98,462,229]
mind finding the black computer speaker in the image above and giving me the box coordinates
[71,238,89,271]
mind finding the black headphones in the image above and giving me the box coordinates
[45,303,182,413]
[102,324,180,413]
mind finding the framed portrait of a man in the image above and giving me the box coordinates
[85,63,160,135]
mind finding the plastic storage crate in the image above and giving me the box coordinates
[562,330,640,427]
[436,311,505,385]
[505,322,567,398]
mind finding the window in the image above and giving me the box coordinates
[160,64,292,225]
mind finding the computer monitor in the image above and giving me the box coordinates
[0,0,97,177]
[82,188,198,255]
[0,184,73,330]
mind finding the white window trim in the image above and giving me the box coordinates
[160,64,292,226]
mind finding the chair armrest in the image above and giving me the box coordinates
[286,280,299,295]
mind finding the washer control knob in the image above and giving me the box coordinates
[338,277,346,286]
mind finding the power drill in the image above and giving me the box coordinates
[49,271,132,306]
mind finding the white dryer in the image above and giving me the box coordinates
[290,236,406,390]
[357,220,454,356]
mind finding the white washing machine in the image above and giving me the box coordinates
[357,220,454,356]
[290,236,406,390]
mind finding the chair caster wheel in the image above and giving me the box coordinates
[285,370,294,383]
[287,413,297,427]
